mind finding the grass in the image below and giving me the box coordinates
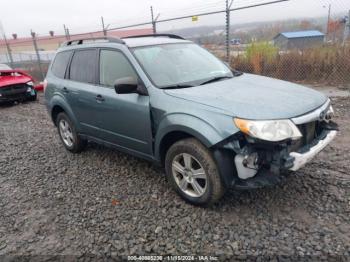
[230,42,350,87]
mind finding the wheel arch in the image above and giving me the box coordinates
[49,95,81,131]
[51,105,65,125]
[154,114,225,165]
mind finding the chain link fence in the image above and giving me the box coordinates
[208,41,350,87]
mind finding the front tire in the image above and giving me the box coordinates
[56,112,86,153]
[165,138,226,206]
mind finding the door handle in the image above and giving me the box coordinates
[96,94,105,102]
[62,87,69,93]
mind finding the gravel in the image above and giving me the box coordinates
[0,94,349,260]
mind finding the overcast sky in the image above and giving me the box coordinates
[0,0,349,38]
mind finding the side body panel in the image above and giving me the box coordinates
[147,87,239,162]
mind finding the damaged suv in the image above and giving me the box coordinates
[45,35,337,206]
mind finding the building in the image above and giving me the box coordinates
[273,30,325,50]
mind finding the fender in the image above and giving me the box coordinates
[154,113,225,161]
[49,93,82,132]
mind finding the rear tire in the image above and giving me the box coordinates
[165,138,226,206]
[56,112,87,153]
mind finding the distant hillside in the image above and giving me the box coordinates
[160,13,346,44]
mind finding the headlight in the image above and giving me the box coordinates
[234,118,302,142]
[26,81,34,86]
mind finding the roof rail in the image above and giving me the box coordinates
[122,34,185,40]
[61,37,125,47]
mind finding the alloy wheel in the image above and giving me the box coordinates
[59,119,74,147]
[171,153,208,198]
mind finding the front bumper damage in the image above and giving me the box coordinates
[289,130,337,171]
[0,83,36,103]
[232,127,337,190]
[213,101,338,190]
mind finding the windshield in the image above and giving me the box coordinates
[132,43,233,88]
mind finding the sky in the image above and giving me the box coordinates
[0,0,349,38]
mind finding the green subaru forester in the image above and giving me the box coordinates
[45,34,337,206]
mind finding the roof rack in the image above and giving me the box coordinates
[61,37,125,47]
[122,34,185,40]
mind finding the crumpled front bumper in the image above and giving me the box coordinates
[289,130,337,171]
[0,84,36,102]
[230,123,338,190]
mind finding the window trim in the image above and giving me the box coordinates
[97,47,144,90]
[67,48,99,85]
[51,50,73,79]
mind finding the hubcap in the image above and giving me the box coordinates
[171,153,207,198]
[59,119,74,147]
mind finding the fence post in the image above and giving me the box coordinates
[31,30,45,80]
[344,10,350,45]
[63,24,70,40]
[3,36,14,67]
[150,6,160,34]
[101,16,107,36]
[225,0,233,63]
[326,4,331,39]
[150,6,157,34]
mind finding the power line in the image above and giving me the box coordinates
[0,0,290,47]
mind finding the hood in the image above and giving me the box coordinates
[164,74,328,120]
[0,70,33,88]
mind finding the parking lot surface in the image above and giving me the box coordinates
[0,93,349,259]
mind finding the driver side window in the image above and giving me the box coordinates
[99,50,138,87]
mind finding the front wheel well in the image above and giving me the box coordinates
[159,131,193,165]
[51,105,65,126]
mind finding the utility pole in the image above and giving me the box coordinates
[101,16,107,36]
[225,0,234,63]
[30,30,44,80]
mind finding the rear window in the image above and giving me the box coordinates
[69,49,97,84]
[51,51,72,79]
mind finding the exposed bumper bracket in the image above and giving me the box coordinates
[289,130,337,171]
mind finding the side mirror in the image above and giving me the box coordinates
[114,77,138,94]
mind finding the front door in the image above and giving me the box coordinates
[93,49,153,156]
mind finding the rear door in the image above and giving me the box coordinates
[48,50,72,104]
[92,48,153,156]
[64,49,100,136]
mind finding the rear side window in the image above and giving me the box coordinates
[99,50,137,87]
[51,51,72,78]
[69,49,97,84]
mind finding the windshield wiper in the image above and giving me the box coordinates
[199,76,233,86]
[162,84,195,89]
